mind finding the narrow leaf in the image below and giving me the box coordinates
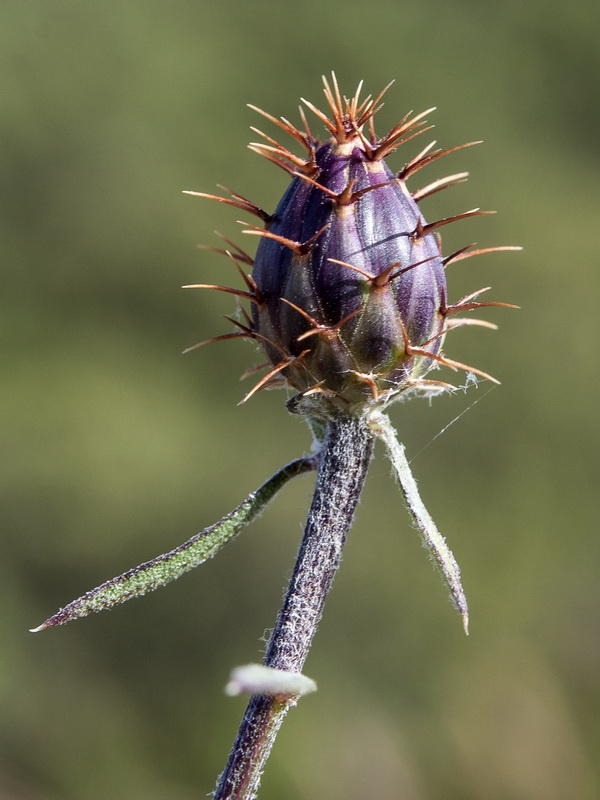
[370,412,469,633]
[31,455,318,631]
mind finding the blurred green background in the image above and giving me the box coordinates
[2,0,598,798]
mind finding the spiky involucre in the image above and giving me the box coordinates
[184,75,517,413]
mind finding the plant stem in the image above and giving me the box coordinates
[213,414,374,800]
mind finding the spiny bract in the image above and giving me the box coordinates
[185,74,517,414]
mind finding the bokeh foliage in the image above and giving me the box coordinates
[2,1,599,798]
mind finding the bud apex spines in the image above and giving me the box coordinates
[186,74,518,412]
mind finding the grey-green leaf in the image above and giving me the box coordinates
[31,455,318,631]
[370,412,469,633]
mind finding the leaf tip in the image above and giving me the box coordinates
[462,610,470,636]
[29,621,50,633]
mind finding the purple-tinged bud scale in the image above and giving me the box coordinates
[186,75,518,413]
[251,138,448,408]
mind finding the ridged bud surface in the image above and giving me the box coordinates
[185,75,517,412]
[252,140,446,409]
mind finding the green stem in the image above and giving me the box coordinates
[214,415,374,800]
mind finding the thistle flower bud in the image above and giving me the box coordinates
[185,75,518,413]
[251,124,448,409]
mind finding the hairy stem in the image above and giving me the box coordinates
[214,415,374,800]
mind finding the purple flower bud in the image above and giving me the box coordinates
[185,75,518,411]
[251,138,448,408]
